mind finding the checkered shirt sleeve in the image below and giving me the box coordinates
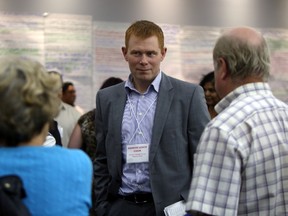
[186,83,288,216]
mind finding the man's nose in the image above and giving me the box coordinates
[139,55,148,64]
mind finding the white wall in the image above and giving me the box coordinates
[1,0,288,109]
[1,0,288,29]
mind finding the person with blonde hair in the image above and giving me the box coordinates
[0,56,92,216]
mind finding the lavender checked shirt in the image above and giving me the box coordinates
[186,82,288,216]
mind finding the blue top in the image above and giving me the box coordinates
[0,146,92,216]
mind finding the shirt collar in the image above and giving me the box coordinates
[59,102,66,110]
[215,82,272,114]
[125,71,162,94]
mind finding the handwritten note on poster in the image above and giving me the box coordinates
[0,12,44,63]
[45,13,93,111]
[0,13,287,111]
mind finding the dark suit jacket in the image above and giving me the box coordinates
[94,73,210,216]
[49,120,62,146]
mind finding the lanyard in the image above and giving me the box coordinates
[127,94,157,144]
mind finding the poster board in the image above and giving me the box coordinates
[0,12,287,111]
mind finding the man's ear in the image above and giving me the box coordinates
[218,57,230,80]
[160,47,167,61]
[121,47,128,61]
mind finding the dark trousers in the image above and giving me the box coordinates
[107,198,156,216]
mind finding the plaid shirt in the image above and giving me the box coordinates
[186,82,288,216]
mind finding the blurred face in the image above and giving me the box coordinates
[62,85,76,106]
[203,82,220,106]
[122,35,166,91]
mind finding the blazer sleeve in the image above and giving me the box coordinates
[93,91,110,216]
[188,85,210,169]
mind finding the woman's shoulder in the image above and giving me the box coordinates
[0,146,92,183]
[78,109,95,125]
[1,145,90,158]
[1,146,92,168]
[41,147,93,178]
[50,146,91,162]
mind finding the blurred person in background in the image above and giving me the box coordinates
[68,77,124,161]
[199,71,220,119]
[62,81,85,114]
[54,80,81,147]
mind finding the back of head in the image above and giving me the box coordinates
[199,71,215,87]
[0,56,61,146]
[125,20,164,49]
[48,70,63,84]
[213,27,270,82]
[48,70,63,98]
[61,81,76,106]
[100,77,123,89]
[62,81,74,94]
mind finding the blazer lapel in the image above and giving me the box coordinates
[149,74,174,164]
[112,84,127,177]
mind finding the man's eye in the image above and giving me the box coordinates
[147,52,156,57]
[132,52,141,56]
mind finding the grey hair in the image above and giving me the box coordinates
[213,32,270,82]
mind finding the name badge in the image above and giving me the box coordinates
[126,143,149,163]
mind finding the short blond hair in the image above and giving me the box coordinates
[0,56,61,146]
[125,20,165,50]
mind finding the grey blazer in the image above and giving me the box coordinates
[94,73,210,216]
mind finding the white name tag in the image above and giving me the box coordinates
[126,143,149,163]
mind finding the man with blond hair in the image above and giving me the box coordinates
[94,20,210,216]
